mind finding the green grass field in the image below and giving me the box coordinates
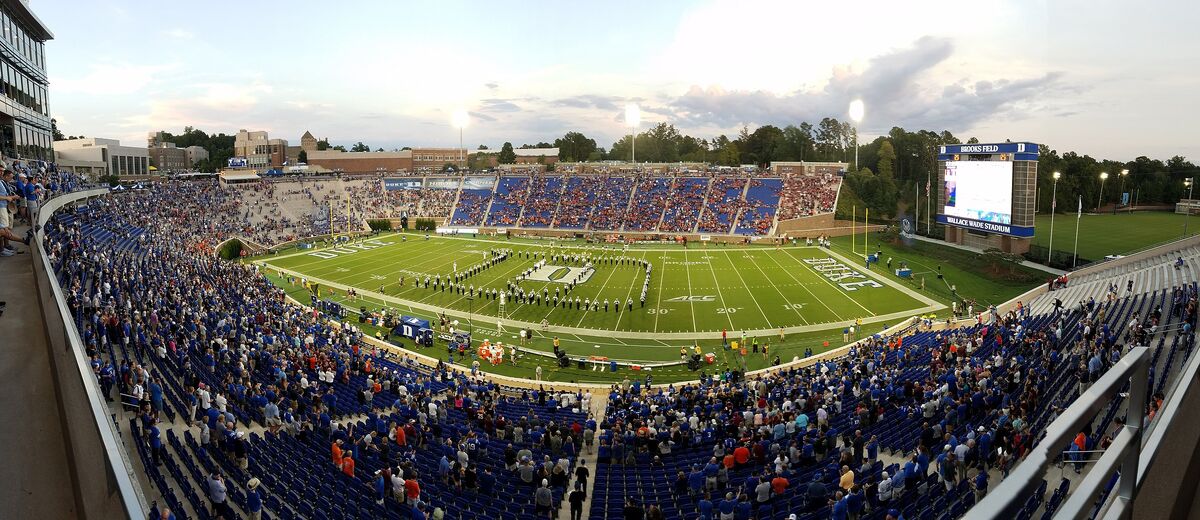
[250,230,1046,383]
[1030,211,1195,261]
[259,232,935,335]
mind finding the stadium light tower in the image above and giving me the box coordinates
[625,103,641,164]
[848,100,864,172]
[1119,169,1129,211]
[1048,171,1061,264]
[1096,171,1109,211]
[1186,178,1195,237]
[452,109,470,170]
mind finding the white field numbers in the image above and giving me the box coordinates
[647,308,671,315]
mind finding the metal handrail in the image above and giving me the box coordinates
[966,346,1148,520]
[33,189,149,518]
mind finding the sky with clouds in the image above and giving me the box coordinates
[37,0,1200,161]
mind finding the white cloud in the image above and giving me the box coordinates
[52,62,177,96]
[163,28,193,39]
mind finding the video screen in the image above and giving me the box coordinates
[942,160,1013,225]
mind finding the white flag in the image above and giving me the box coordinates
[1077,195,1082,219]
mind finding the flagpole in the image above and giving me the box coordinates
[864,208,869,257]
[915,185,920,234]
[852,205,856,254]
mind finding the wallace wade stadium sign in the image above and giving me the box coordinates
[936,215,1035,238]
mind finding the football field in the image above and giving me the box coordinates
[257,232,940,338]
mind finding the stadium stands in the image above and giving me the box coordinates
[777,170,842,220]
[625,177,672,232]
[486,176,530,227]
[735,178,783,236]
[553,176,603,230]
[208,171,846,239]
[29,177,1200,520]
[521,175,564,228]
[660,177,709,233]
[696,176,748,234]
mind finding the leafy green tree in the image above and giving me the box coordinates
[298,150,308,163]
[877,141,896,178]
[498,142,517,164]
[717,142,740,166]
[554,131,597,162]
[316,139,330,151]
[350,142,370,152]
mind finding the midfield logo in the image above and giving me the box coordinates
[666,295,716,302]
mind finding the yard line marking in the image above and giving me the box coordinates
[681,250,699,331]
[741,250,809,325]
[719,250,774,328]
[573,255,624,328]
[612,251,650,331]
[703,250,737,330]
[653,254,669,333]
[781,249,874,316]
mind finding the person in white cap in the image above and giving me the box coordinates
[246,478,262,520]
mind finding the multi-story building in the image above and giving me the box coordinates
[184,145,208,165]
[54,137,150,177]
[305,149,413,173]
[148,142,189,172]
[0,0,53,161]
[473,147,560,168]
[233,129,287,169]
[410,147,467,170]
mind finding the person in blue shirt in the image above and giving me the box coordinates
[848,485,866,516]
[698,492,714,520]
[718,491,737,519]
[734,494,752,520]
[689,465,706,495]
[972,468,989,502]
[831,490,849,520]
[246,478,263,520]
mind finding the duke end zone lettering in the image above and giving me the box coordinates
[803,258,883,291]
[306,239,394,259]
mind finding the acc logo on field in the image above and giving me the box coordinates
[665,295,716,302]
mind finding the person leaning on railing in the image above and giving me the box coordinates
[0,169,35,257]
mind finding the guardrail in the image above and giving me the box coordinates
[33,188,148,519]
[967,346,1149,520]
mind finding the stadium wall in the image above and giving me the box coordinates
[775,213,883,238]
[34,189,148,519]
